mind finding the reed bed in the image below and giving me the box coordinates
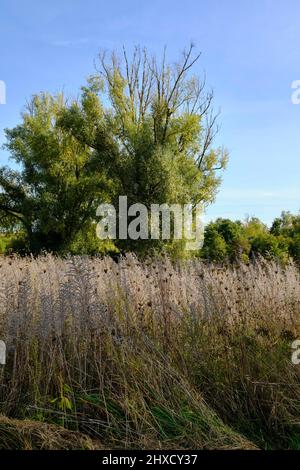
[0,254,299,449]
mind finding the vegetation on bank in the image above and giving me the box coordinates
[0,255,299,449]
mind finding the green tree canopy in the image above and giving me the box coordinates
[0,93,112,253]
[201,215,295,264]
[0,45,227,255]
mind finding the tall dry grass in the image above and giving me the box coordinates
[0,254,300,449]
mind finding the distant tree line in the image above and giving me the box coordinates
[201,212,300,264]
[1,211,300,264]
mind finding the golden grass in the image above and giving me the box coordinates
[0,415,101,450]
[0,254,299,449]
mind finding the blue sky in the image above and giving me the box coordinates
[0,0,299,225]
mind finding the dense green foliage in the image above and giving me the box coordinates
[1,211,299,265]
[0,45,227,255]
[201,212,300,264]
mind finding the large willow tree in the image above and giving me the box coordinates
[0,45,227,254]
